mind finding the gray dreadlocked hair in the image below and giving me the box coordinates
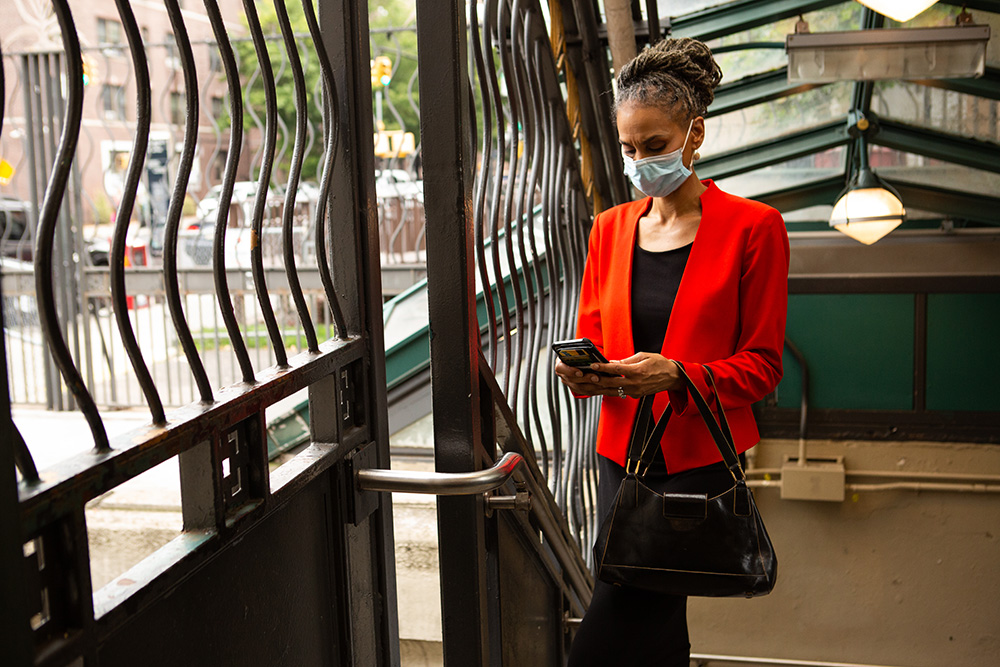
[613,38,723,122]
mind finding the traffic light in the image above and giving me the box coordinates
[370,56,392,88]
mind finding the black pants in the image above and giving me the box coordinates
[566,449,742,667]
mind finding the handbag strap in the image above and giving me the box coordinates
[627,361,745,481]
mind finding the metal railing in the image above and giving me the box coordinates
[2,1,399,664]
[1,28,426,408]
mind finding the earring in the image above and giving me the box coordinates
[693,151,701,161]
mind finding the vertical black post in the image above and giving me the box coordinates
[414,1,491,664]
[0,275,33,667]
[319,0,400,664]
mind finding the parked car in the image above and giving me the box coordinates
[0,196,31,260]
[375,169,423,202]
[195,181,262,223]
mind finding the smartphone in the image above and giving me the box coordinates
[551,338,619,377]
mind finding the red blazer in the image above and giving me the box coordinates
[576,180,789,473]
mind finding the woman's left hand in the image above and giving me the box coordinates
[587,353,684,398]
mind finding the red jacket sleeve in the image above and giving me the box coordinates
[575,210,605,354]
[667,207,789,415]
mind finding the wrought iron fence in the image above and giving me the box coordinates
[1,26,425,409]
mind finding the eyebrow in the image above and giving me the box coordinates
[619,135,670,145]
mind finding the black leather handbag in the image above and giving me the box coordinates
[594,362,777,598]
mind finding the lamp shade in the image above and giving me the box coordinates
[786,25,990,83]
[856,0,937,23]
[830,169,905,245]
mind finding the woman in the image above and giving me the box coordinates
[556,38,789,665]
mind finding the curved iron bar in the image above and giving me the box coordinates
[484,0,523,403]
[271,45,291,187]
[243,50,266,181]
[203,0,256,384]
[274,0,319,353]
[11,424,40,484]
[241,0,288,367]
[300,0,348,339]
[382,35,419,253]
[162,0,214,404]
[108,0,166,425]
[299,41,317,185]
[32,0,109,450]
[376,43,418,264]
[469,0,498,370]
[533,31,566,509]
[159,46,180,187]
[200,46,223,194]
[405,66,423,178]
[310,51,325,184]
[481,7,513,396]
[496,0,533,439]
[513,0,552,474]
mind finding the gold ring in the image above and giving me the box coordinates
[617,386,626,399]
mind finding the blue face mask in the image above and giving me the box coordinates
[622,120,694,198]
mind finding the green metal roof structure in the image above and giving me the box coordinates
[268,0,1000,453]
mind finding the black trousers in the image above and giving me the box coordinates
[566,448,742,667]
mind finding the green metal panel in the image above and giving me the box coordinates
[670,0,842,41]
[873,118,1000,175]
[926,294,1000,411]
[756,175,845,213]
[910,67,1000,102]
[708,69,828,118]
[891,182,1000,226]
[698,121,850,181]
[776,294,914,410]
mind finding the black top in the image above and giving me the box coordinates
[630,242,692,354]
[629,240,692,474]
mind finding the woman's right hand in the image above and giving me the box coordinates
[554,358,606,396]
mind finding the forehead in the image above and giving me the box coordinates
[616,102,683,142]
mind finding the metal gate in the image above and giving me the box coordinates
[2,1,400,664]
[2,0,624,665]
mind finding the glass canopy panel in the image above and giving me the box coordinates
[873,148,1000,197]
[706,2,863,81]
[713,146,845,204]
[656,1,735,20]
[872,81,1000,145]
[702,81,852,157]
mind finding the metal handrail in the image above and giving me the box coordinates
[356,451,523,495]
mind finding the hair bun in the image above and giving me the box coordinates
[615,37,723,119]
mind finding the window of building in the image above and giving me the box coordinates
[211,96,225,120]
[101,84,127,122]
[165,32,180,70]
[209,48,222,73]
[170,91,186,126]
[97,18,122,47]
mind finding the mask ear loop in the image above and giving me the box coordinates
[680,118,695,169]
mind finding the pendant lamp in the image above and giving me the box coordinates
[830,142,905,245]
[856,0,938,23]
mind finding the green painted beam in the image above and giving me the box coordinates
[697,121,850,181]
[909,67,1000,102]
[708,68,830,118]
[891,181,1000,225]
[873,118,1000,174]
[754,175,845,213]
[670,0,842,41]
